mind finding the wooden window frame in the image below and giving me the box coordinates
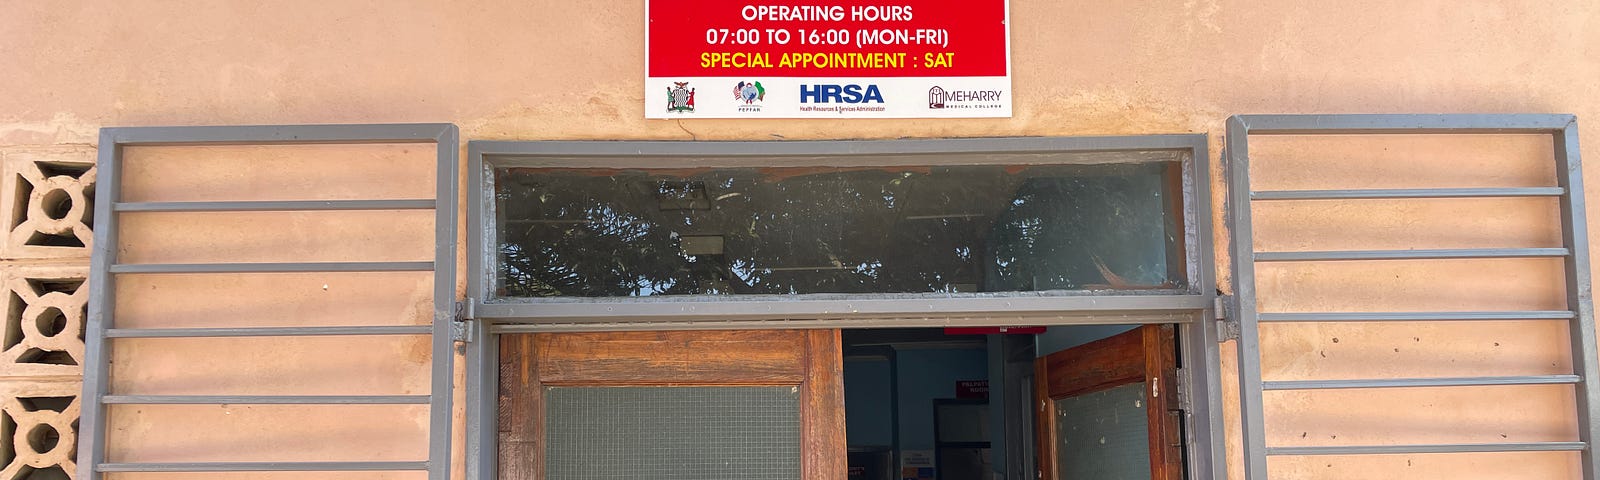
[497,329,846,480]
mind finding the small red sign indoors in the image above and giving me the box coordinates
[646,0,1011,118]
[943,326,1046,335]
[956,380,989,399]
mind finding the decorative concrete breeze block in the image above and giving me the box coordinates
[1,148,96,260]
[0,147,93,480]
[0,266,88,378]
[0,380,79,480]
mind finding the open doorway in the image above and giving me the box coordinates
[843,324,1183,480]
[842,328,991,480]
[472,136,1219,480]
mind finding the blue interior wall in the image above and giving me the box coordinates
[843,358,894,447]
[894,348,989,452]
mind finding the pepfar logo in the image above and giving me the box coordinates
[734,81,766,104]
[799,84,884,104]
[734,80,766,113]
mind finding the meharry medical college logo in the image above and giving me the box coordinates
[667,82,695,113]
[929,86,947,109]
[927,85,1005,110]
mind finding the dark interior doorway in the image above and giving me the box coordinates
[842,324,1178,480]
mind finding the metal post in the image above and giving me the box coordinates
[429,126,461,480]
[464,139,498,480]
[1225,116,1270,480]
[1555,119,1600,479]
[1180,134,1230,480]
[77,130,122,480]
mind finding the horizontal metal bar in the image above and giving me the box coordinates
[102,395,431,405]
[104,123,452,145]
[1234,114,1575,135]
[1254,248,1569,262]
[1251,187,1565,201]
[106,325,432,338]
[471,134,1209,158]
[478,294,1212,324]
[1266,442,1587,456]
[1263,375,1580,391]
[492,311,1197,333]
[115,199,436,212]
[1258,311,1576,322]
[110,262,434,274]
[97,461,429,472]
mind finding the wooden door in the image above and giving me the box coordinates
[498,329,847,480]
[1033,324,1181,480]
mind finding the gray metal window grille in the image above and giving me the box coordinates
[1224,114,1597,479]
[77,124,459,479]
[544,386,802,480]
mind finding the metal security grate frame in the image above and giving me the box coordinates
[1224,114,1598,479]
[78,124,460,479]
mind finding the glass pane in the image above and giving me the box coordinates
[495,162,1182,298]
[545,386,801,480]
[1053,382,1151,480]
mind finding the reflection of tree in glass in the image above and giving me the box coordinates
[986,164,1175,291]
[498,177,690,297]
[498,168,988,297]
[495,163,1177,298]
[493,170,802,297]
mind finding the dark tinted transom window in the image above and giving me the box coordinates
[493,158,1185,298]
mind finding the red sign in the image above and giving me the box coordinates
[649,1,1007,77]
[645,0,1012,118]
[943,326,1046,335]
[956,380,989,399]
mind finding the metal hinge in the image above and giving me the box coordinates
[452,298,477,343]
[1215,296,1240,343]
[1174,367,1191,410]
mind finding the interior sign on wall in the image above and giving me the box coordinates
[646,0,1011,118]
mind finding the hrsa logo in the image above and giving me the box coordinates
[799,84,885,104]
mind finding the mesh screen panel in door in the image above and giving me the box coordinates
[545,386,802,480]
[1054,382,1152,479]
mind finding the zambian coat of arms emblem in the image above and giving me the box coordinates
[667,82,695,113]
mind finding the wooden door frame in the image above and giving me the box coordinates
[1033,324,1182,480]
[497,329,846,480]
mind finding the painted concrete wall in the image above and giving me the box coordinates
[1,1,1598,479]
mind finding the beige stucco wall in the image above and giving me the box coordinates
[3,0,1598,479]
